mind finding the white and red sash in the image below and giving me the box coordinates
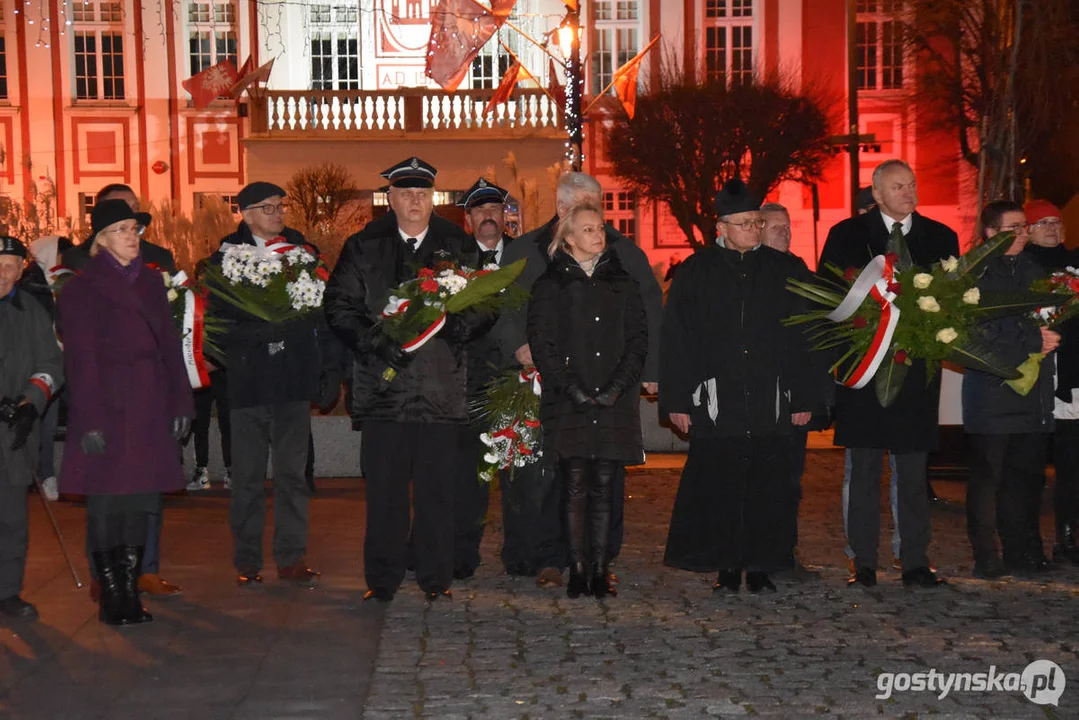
[827,254,901,389]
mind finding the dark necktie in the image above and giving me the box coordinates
[406,237,419,254]
[892,221,902,236]
[479,249,497,266]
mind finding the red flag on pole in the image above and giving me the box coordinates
[182,60,240,110]
[561,0,579,10]
[547,58,566,109]
[484,60,537,115]
[609,36,660,118]
[425,0,517,92]
[228,58,275,99]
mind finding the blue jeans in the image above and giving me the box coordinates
[842,449,901,561]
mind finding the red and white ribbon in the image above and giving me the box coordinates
[181,288,211,389]
[401,311,447,353]
[264,240,300,254]
[827,254,901,389]
[519,367,542,396]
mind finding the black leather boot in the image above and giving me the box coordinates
[589,460,617,599]
[591,566,617,599]
[118,546,153,624]
[92,549,127,626]
[1054,522,1079,564]
[566,562,590,598]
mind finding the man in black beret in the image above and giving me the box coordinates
[0,235,64,619]
[325,158,487,602]
[660,178,821,596]
[206,181,326,587]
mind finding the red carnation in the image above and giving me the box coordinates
[887,282,902,295]
[894,349,908,364]
[420,279,439,294]
[315,266,329,281]
[843,267,858,282]
[418,267,435,279]
[851,316,868,329]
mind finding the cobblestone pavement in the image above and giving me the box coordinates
[364,450,1078,720]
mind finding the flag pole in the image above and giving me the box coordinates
[498,40,559,107]
[504,20,566,69]
[582,35,660,116]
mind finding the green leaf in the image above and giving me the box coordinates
[944,336,1022,379]
[874,354,908,407]
[954,232,1014,279]
[445,259,527,314]
[1004,353,1045,396]
[970,291,1065,320]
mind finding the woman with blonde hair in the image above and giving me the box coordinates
[527,203,648,598]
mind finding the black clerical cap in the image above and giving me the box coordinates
[856,186,876,212]
[457,177,509,210]
[237,181,286,210]
[381,157,437,188]
[712,178,762,217]
[0,235,26,258]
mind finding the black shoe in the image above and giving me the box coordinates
[236,570,263,585]
[118,546,153,624]
[424,587,452,602]
[0,595,38,621]
[453,567,477,581]
[1054,523,1079,564]
[92,549,129,626]
[772,562,820,583]
[972,557,1009,580]
[847,567,877,588]
[566,562,590,598]
[712,568,741,593]
[363,588,394,603]
[902,566,946,588]
[746,571,777,593]
[591,571,617,599]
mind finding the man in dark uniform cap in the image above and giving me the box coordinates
[452,177,514,580]
[661,179,819,595]
[209,181,323,586]
[0,236,64,619]
[325,157,485,602]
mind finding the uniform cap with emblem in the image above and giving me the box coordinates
[712,178,762,217]
[457,177,509,210]
[237,181,287,211]
[0,235,26,258]
[381,157,437,189]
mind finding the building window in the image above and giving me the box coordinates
[703,0,753,86]
[79,192,97,222]
[470,43,512,89]
[373,190,458,207]
[604,190,637,242]
[309,4,359,90]
[591,0,639,94]
[72,3,125,100]
[187,2,237,76]
[856,1,903,91]
[0,37,7,99]
[195,192,240,214]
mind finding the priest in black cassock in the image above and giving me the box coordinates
[452,177,515,580]
[660,179,819,594]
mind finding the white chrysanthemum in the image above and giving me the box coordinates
[912,273,933,289]
[962,287,980,305]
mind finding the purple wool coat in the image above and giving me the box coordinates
[58,253,195,495]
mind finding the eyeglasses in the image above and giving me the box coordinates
[722,219,766,231]
[246,202,290,216]
[1030,218,1063,229]
[996,224,1028,234]
[766,223,792,232]
[104,225,140,237]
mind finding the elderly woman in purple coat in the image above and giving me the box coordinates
[58,199,194,626]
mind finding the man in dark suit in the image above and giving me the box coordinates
[325,158,485,602]
[452,178,514,580]
[818,159,959,590]
[495,172,663,586]
[64,183,183,600]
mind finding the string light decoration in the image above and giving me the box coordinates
[557,8,583,170]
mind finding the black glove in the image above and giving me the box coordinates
[171,416,192,441]
[81,431,106,455]
[7,402,38,451]
[593,386,621,408]
[566,384,596,409]
[370,331,411,371]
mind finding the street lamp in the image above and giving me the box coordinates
[558,6,584,171]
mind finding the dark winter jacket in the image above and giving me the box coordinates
[466,233,516,405]
[497,216,663,383]
[64,238,177,274]
[528,250,647,464]
[208,223,322,410]
[818,208,960,451]
[659,241,820,438]
[1024,244,1079,402]
[57,253,194,495]
[324,211,483,425]
[0,287,64,487]
[962,254,1054,435]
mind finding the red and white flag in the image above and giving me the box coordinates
[182,60,240,110]
[228,57,275,99]
[484,60,537,115]
[611,36,659,118]
[425,0,517,92]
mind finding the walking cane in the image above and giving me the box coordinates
[21,445,83,589]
